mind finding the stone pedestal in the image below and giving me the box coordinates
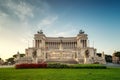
[84,58,90,64]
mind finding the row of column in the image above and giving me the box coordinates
[46,42,77,49]
[35,40,87,48]
[81,40,87,48]
[35,40,42,48]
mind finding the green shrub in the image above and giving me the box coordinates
[15,63,47,69]
[46,63,106,69]
[47,63,69,68]
[15,63,107,69]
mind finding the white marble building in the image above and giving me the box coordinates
[16,30,106,64]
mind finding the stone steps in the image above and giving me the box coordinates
[46,59,78,64]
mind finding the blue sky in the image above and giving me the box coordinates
[0,0,120,60]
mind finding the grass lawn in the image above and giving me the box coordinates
[0,68,120,80]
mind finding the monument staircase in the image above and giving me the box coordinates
[46,59,78,64]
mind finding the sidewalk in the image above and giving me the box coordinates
[0,65,14,68]
[104,63,120,68]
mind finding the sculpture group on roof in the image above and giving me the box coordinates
[79,30,85,34]
[37,30,43,34]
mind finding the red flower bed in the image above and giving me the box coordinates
[15,63,47,69]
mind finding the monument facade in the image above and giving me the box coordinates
[16,30,106,64]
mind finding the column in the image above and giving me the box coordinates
[66,42,67,49]
[48,42,49,49]
[84,40,86,48]
[83,40,85,48]
[71,42,72,49]
[72,42,74,49]
[74,42,75,48]
[49,42,50,49]
[73,42,75,48]
[54,42,55,49]
[68,42,69,49]
[55,42,56,49]
[65,42,66,49]
[85,40,87,47]
[71,42,73,49]
[85,40,86,47]
[38,40,41,48]
[74,42,76,48]
[82,40,84,48]
[52,42,53,48]
[36,40,37,48]
[68,42,70,48]
[35,40,37,48]
[57,42,58,49]
[69,42,70,49]
[67,42,69,49]
[51,42,52,48]
[56,42,57,49]
[37,40,38,48]
[53,42,54,48]
[50,42,51,48]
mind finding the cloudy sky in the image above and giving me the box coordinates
[0,0,120,60]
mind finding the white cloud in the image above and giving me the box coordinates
[55,32,68,36]
[46,24,78,37]
[0,12,8,17]
[54,30,77,37]
[6,0,34,21]
[0,11,10,31]
[0,0,58,60]
[0,9,34,60]
[38,15,58,28]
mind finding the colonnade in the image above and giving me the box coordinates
[46,42,77,49]
[35,40,87,49]
[35,40,42,48]
[81,40,87,48]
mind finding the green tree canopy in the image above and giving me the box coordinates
[6,57,15,64]
[114,52,120,57]
[13,54,25,58]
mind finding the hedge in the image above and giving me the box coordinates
[15,63,107,69]
[47,63,107,69]
[15,63,47,69]
[47,63,69,68]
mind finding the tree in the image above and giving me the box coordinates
[13,54,17,58]
[20,54,25,57]
[114,52,120,58]
[105,55,112,62]
[5,53,25,65]
[6,57,15,65]
[0,58,4,65]
[114,51,120,63]
[13,54,25,58]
